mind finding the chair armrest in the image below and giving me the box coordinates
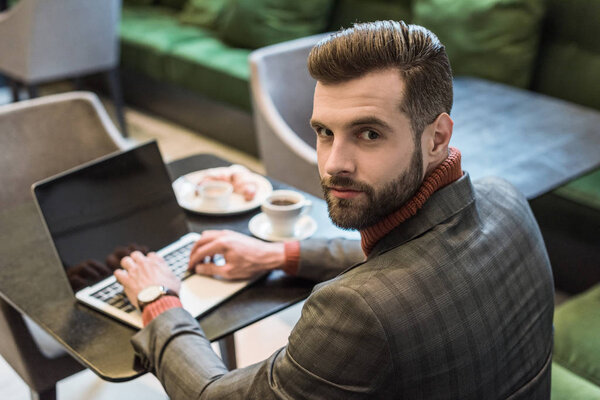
[0,0,33,79]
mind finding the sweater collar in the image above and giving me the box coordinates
[360,147,463,256]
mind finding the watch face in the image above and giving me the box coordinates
[138,285,164,303]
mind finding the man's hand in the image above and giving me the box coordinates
[188,230,285,280]
[114,251,181,309]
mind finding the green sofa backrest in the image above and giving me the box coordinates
[327,0,412,30]
[531,0,600,111]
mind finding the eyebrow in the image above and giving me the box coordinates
[310,116,393,131]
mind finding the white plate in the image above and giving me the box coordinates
[249,213,317,242]
[172,167,273,215]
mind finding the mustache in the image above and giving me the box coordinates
[321,176,373,193]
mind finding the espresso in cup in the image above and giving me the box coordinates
[261,190,311,238]
[269,198,297,206]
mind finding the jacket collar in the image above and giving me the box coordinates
[366,172,475,260]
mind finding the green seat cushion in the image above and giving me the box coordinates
[553,169,600,210]
[413,0,545,89]
[554,283,600,387]
[218,0,335,49]
[327,0,412,30]
[163,38,251,110]
[531,0,600,111]
[120,5,209,80]
[552,363,600,400]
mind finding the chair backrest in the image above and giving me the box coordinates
[0,91,127,393]
[0,91,128,209]
[250,34,328,197]
[0,0,121,82]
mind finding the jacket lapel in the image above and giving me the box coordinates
[368,173,475,259]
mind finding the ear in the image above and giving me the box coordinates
[421,113,453,175]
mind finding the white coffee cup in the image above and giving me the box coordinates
[261,190,312,237]
[199,181,233,211]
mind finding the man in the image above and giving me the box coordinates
[115,21,554,399]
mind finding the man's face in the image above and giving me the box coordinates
[311,68,425,230]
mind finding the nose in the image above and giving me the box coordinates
[321,137,355,177]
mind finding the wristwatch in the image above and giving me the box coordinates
[137,285,178,312]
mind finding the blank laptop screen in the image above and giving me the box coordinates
[33,141,189,291]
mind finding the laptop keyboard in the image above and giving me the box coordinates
[90,241,195,313]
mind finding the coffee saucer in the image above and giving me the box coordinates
[248,213,317,242]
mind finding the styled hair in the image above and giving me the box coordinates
[308,20,453,138]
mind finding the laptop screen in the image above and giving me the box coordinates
[33,141,189,292]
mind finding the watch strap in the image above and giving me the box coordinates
[138,287,179,312]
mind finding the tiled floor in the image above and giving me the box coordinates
[0,88,302,399]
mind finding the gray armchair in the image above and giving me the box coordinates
[0,0,128,136]
[250,34,330,198]
[0,91,129,400]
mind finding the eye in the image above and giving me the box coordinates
[358,130,380,140]
[315,126,333,137]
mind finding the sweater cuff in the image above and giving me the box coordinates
[281,241,300,276]
[142,296,183,327]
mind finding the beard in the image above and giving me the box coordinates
[321,149,423,230]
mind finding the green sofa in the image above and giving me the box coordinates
[552,284,600,398]
[119,1,600,397]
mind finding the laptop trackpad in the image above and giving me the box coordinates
[180,275,250,318]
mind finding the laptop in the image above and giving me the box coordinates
[32,141,252,329]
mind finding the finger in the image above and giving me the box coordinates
[120,256,135,270]
[114,268,130,286]
[147,252,170,271]
[147,252,167,266]
[188,240,228,270]
[130,251,146,263]
[147,251,162,261]
[194,262,222,277]
[189,230,225,255]
[207,264,239,280]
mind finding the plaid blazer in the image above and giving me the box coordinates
[132,174,554,399]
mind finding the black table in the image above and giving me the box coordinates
[452,77,600,200]
[0,153,357,381]
[451,78,600,294]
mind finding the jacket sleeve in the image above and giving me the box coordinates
[131,283,392,399]
[296,238,364,282]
